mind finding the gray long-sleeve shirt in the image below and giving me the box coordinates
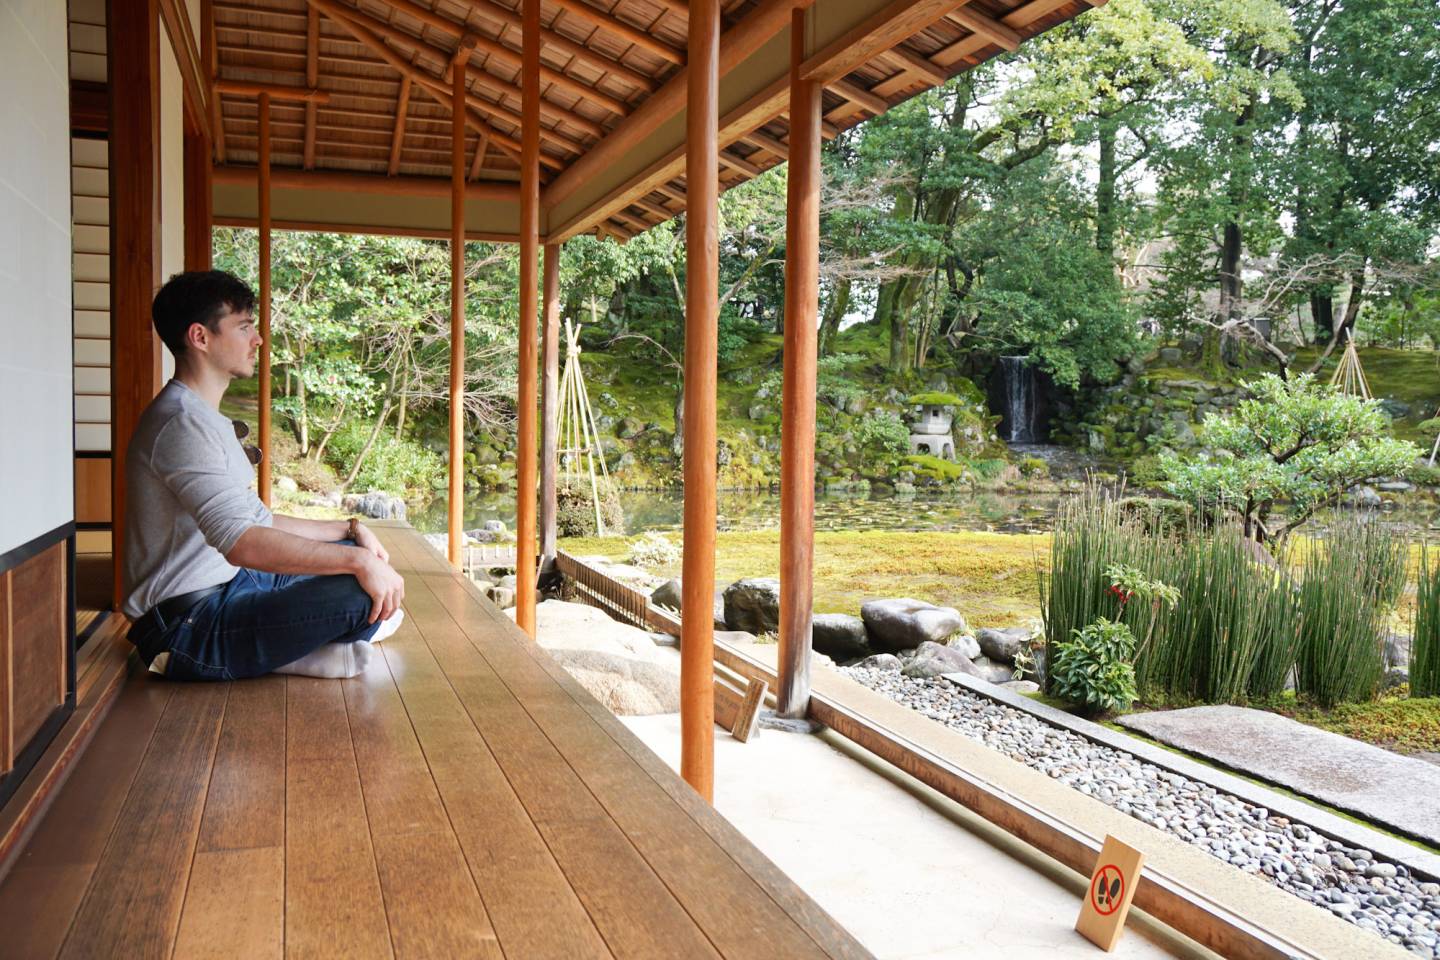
[121,379,273,619]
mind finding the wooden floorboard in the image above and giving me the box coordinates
[0,524,870,960]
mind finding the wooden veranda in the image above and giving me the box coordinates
[0,0,1098,953]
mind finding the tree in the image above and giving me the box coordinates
[1161,373,1420,544]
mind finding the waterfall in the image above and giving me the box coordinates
[1000,356,1038,443]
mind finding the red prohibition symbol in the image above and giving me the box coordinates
[1091,864,1124,916]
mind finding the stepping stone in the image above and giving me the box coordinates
[1118,705,1440,846]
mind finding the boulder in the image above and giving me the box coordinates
[545,649,679,715]
[948,633,980,660]
[650,578,683,611]
[724,578,781,634]
[343,491,407,520]
[274,475,299,494]
[861,598,966,652]
[491,587,515,609]
[970,655,1017,684]
[851,653,903,672]
[902,640,980,679]
[976,626,1030,664]
[482,519,507,533]
[811,613,872,661]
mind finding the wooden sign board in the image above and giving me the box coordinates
[1075,835,1145,952]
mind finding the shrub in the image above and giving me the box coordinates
[971,458,1009,480]
[1049,618,1139,714]
[1019,457,1050,478]
[556,477,625,537]
[627,530,681,568]
[1413,546,1440,697]
[1127,455,1166,487]
[854,411,910,458]
[326,422,443,497]
[1115,496,1192,536]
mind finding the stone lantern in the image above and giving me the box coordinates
[909,401,955,459]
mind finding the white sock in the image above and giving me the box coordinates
[370,608,404,643]
[273,639,374,679]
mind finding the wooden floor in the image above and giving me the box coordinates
[0,523,870,959]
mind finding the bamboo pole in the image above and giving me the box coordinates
[777,6,820,718]
[540,244,561,563]
[257,91,273,506]
[681,0,720,802]
[447,53,466,569]
[515,0,540,636]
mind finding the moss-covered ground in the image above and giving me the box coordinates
[559,528,1048,626]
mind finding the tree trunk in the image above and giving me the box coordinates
[1095,114,1118,264]
[818,275,850,356]
[671,381,684,458]
[1310,291,1334,345]
[341,401,392,491]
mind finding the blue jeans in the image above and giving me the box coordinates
[132,543,381,681]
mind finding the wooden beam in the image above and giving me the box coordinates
[468,129,489,179]
[777,5,819,719]
[213,165,520,200]
[205,0,225,163]
[159,0,212,141]
[388,75,411,175]
[932,0,1073,67]
[799,0,963,86]
[184,117,213,271]
[448,56,466,569]
[681,0,719,803]
[214,80,331,102]
[829,77,886,114]
[880,45,946,86]
[516,0,541,636]
[946,6,1022,50]
[539,244,560,563]
[543,0,807,212]
[378,0,631,117]
[740,130,787,158]
[258,91,273,507]
[109,0,165,611]
[459,0,659,95]
[719,149,763,177]
[547,0,684,64]
[303,8,320,168]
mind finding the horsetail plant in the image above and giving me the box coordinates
[1414,545,1440,698]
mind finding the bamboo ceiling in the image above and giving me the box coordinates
[212,0,1098,241]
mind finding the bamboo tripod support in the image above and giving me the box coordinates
[558,303,612,534]
[1328,330,1372,399]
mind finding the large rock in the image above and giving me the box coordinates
[861,598,966,653]
[902,640,980,679]
[852,653,902,672]
[545,649,679,715]
[976,626,1030,664]
[969,655,1017,684]
[343,491,406,520]
[650,578,682,611]
[724,578,781,634]
[811,614,872,661]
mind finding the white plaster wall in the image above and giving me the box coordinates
[160,26,185,381]
[0,0,76,554]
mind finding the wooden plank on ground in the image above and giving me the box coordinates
[343,650,504,959]
[172,846,284,960]
[58,681,229,959]
[0,673,174,959]
[377,625,612,960]
[284,676,393,959]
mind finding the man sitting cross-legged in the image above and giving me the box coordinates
[122,270,406,681]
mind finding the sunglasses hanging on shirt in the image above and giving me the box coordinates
[232,419,262,466]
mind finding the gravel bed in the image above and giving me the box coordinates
[842,666,1440,957]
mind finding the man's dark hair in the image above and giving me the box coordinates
[152,270,256,357]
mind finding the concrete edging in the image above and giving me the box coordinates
[944,671,1440,884]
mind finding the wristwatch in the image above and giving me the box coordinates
[347,517,361,542]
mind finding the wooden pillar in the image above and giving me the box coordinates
[778,6,821,718]
[447,55,466,568]
[681,0,720,801]
[539,243,561,564]
[183,118,212,271]
[257,91,273,506]
[515,0,540,636]
[109,0,164,610]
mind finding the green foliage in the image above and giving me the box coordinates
[1414,546,1440,698]
[324,423,442,497]
[556,478,625,537]
[854,411,910,460]
[907,391,965,406]
[1019,457,1050,478]
[1162,374,1421,542]
[1050,618,1140,714]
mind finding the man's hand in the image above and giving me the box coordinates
[355,551,406,624]
[352,522,390,564]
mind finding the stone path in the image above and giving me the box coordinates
[1118,705,1440,847]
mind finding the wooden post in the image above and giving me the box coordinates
[778,5,820,718]
[681,0,720,802]
[540,243,561,564]
[257,91,273,506]
[447,54,467,568]
[109,0,164,610]
[183,117,212,271]
[515,0,541,635]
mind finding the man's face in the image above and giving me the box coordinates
[198,308,262,379]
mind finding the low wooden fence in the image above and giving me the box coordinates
[464,544,517,572]
[553,551,674,633]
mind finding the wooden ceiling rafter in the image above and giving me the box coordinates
[303,7,321,166]
[545,0,684,65]
[458,0,659,95]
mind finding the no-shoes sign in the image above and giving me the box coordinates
[1075,835,1145,951]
